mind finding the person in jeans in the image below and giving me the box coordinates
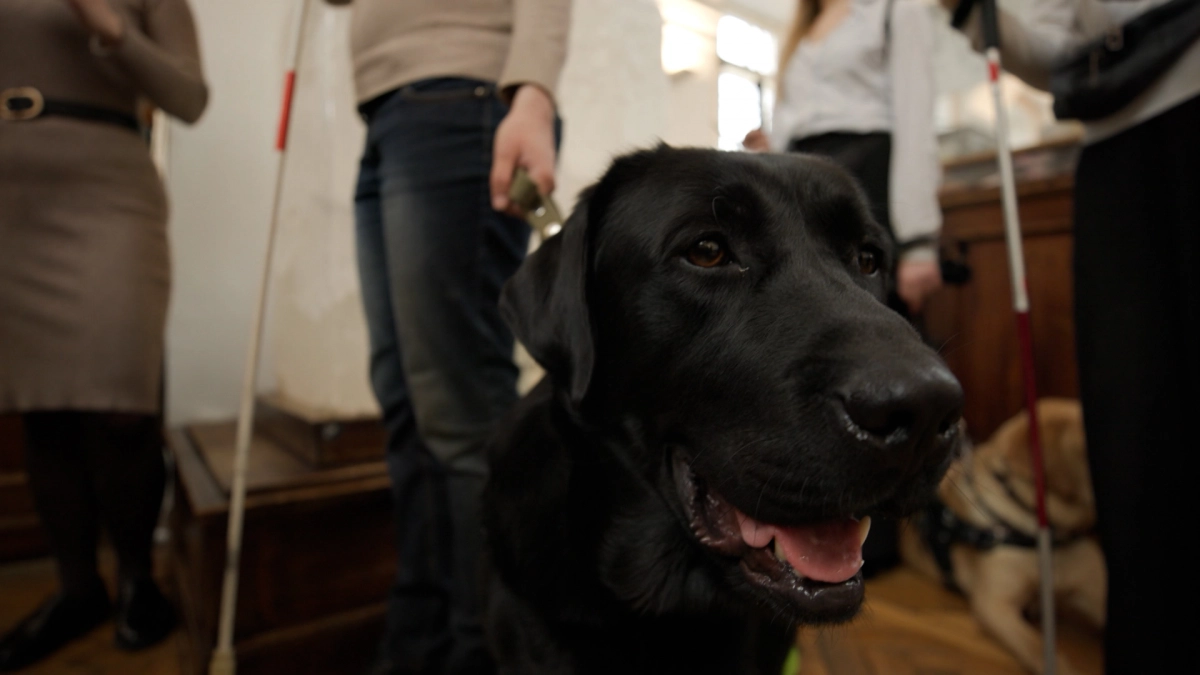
[943,0,1199,672]
[324,1,570,673]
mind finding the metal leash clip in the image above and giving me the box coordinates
[508,167,565,239]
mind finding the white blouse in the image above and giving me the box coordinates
[770,0,941,257]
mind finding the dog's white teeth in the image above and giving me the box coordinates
[858,516,872,547]
[773,538,787,563]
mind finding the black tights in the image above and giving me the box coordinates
[22,412,166,596]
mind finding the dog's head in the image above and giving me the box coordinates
[946,398,1094,536]
[502,146,962,623]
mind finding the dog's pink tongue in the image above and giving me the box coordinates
[736,511,865,583]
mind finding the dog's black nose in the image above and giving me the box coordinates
[838,362,963,452]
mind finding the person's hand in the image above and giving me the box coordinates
[490,84,558,216]
[742,128,770,152]
[897,258,943,315]
[64,0,124,46]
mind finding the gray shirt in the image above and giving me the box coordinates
[770,0,942,256]
[960,0,1200,144]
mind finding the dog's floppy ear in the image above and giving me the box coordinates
[500,189,597,406]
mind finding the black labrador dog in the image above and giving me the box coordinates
[482,146,963,674]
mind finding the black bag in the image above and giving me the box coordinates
[1050,0,1200,121]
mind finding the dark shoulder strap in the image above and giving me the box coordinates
[884,0,897,50]
[950,0,980,30]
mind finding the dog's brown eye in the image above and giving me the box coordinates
[857,250,879,276]
[688,240,728,268]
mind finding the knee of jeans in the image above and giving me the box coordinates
[408,397,490,468]
[442,449,489,478]
[414,407,479,455]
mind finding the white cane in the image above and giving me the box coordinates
[208,1,311,673]
[965,0,1059,671]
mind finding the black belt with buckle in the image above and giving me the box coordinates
[1,87,140,132]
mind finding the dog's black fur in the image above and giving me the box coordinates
[482,146,963,674]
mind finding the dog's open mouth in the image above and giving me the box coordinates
[672,452,868,620]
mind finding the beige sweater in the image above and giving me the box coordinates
[327,0,571,105]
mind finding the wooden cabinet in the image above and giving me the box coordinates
[924,151,1080,442]
[169,420,394,675]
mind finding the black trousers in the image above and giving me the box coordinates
[1073,95,1199,674]
[788,132,894,237]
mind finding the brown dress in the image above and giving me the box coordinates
[0,0,207,413]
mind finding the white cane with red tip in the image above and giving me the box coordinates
[974,0,1058,672]
[209,2,311,673]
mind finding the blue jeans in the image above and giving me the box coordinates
[354,78,535,674]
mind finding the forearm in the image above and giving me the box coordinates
[953,0,1078,91]
[110,27,207,122]
[106,0,208,123]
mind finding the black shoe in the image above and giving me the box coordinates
[0,584,112,672]
[113,578,176,650]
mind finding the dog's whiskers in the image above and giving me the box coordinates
[935,332,965,356]
[752,464,788,522]
[711,431,794,479]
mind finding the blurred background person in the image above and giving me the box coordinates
[745,0,943,579]
[944,0,1199,672]
[0,0,207,670]
[323,1,569,673]
[744,0,944,319]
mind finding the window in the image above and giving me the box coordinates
[715,15,777,151]
[716,15,777,76]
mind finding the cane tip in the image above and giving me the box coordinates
[209,650,236,675]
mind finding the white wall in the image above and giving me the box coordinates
[167,0,377,426]
[555,0,671,211]
[265,6,376,420]
[660,0,723,149]
[166,0,294,425]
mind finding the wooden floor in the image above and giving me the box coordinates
[0,555,1100,675]
[797,568,1103,675]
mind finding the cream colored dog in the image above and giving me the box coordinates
[900,399,1105,675]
